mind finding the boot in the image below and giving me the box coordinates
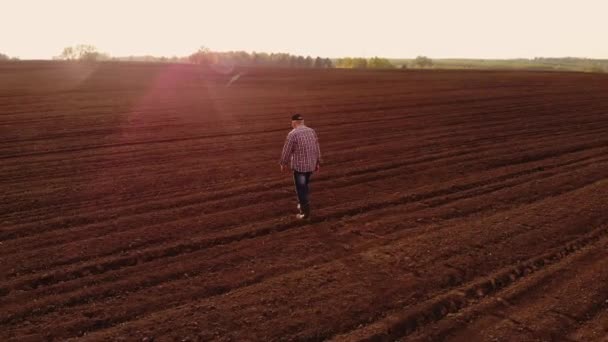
[297,203,311,220]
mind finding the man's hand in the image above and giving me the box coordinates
[280,164,287,172]
[315,163,320,172]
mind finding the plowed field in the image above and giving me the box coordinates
[1,61,608,341]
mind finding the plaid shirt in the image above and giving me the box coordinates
[280,126,322,172]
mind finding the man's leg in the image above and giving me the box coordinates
[293,171,310,219]
[293,171,308,206]
[301,172,312,217]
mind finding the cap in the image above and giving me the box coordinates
[291,114,304,121]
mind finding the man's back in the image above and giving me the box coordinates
[280,125,321,173]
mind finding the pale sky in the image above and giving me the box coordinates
[2,0,607,60]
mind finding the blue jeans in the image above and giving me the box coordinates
[293,171,312,206]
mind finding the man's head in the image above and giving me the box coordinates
[291,113,304,129]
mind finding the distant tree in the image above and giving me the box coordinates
[288,55,297,67]
[305,56,314,68]
[367,57,394,69]
[189,46,212,65]
[60,47,76,60]
[314,56,323,68]
[75,44,97,58]
[252,51,270,66]
[233,51,249,65]
[296,56,305,67]
[279,53,292,67]
[0,53,9,61]
[335,57,352,68]
[335,58,346,68]
[59,45,110,61]
[352,58,368,69]
[314,56,333,68]
[413,56,433,68]
[336,57,368,69]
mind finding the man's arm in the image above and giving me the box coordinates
[280,133,295,170]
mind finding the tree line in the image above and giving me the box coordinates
[335,57,394,69]
[53,45,335,68]
[0,52,19,61]
[334,56,434,69]
[188,47,333,68]
[9,47,607,73]
[52,44,423,70]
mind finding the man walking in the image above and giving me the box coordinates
[280,114,322,220]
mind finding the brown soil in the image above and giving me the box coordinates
[1,61,607,341]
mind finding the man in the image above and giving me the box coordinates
[280,114,322,220]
